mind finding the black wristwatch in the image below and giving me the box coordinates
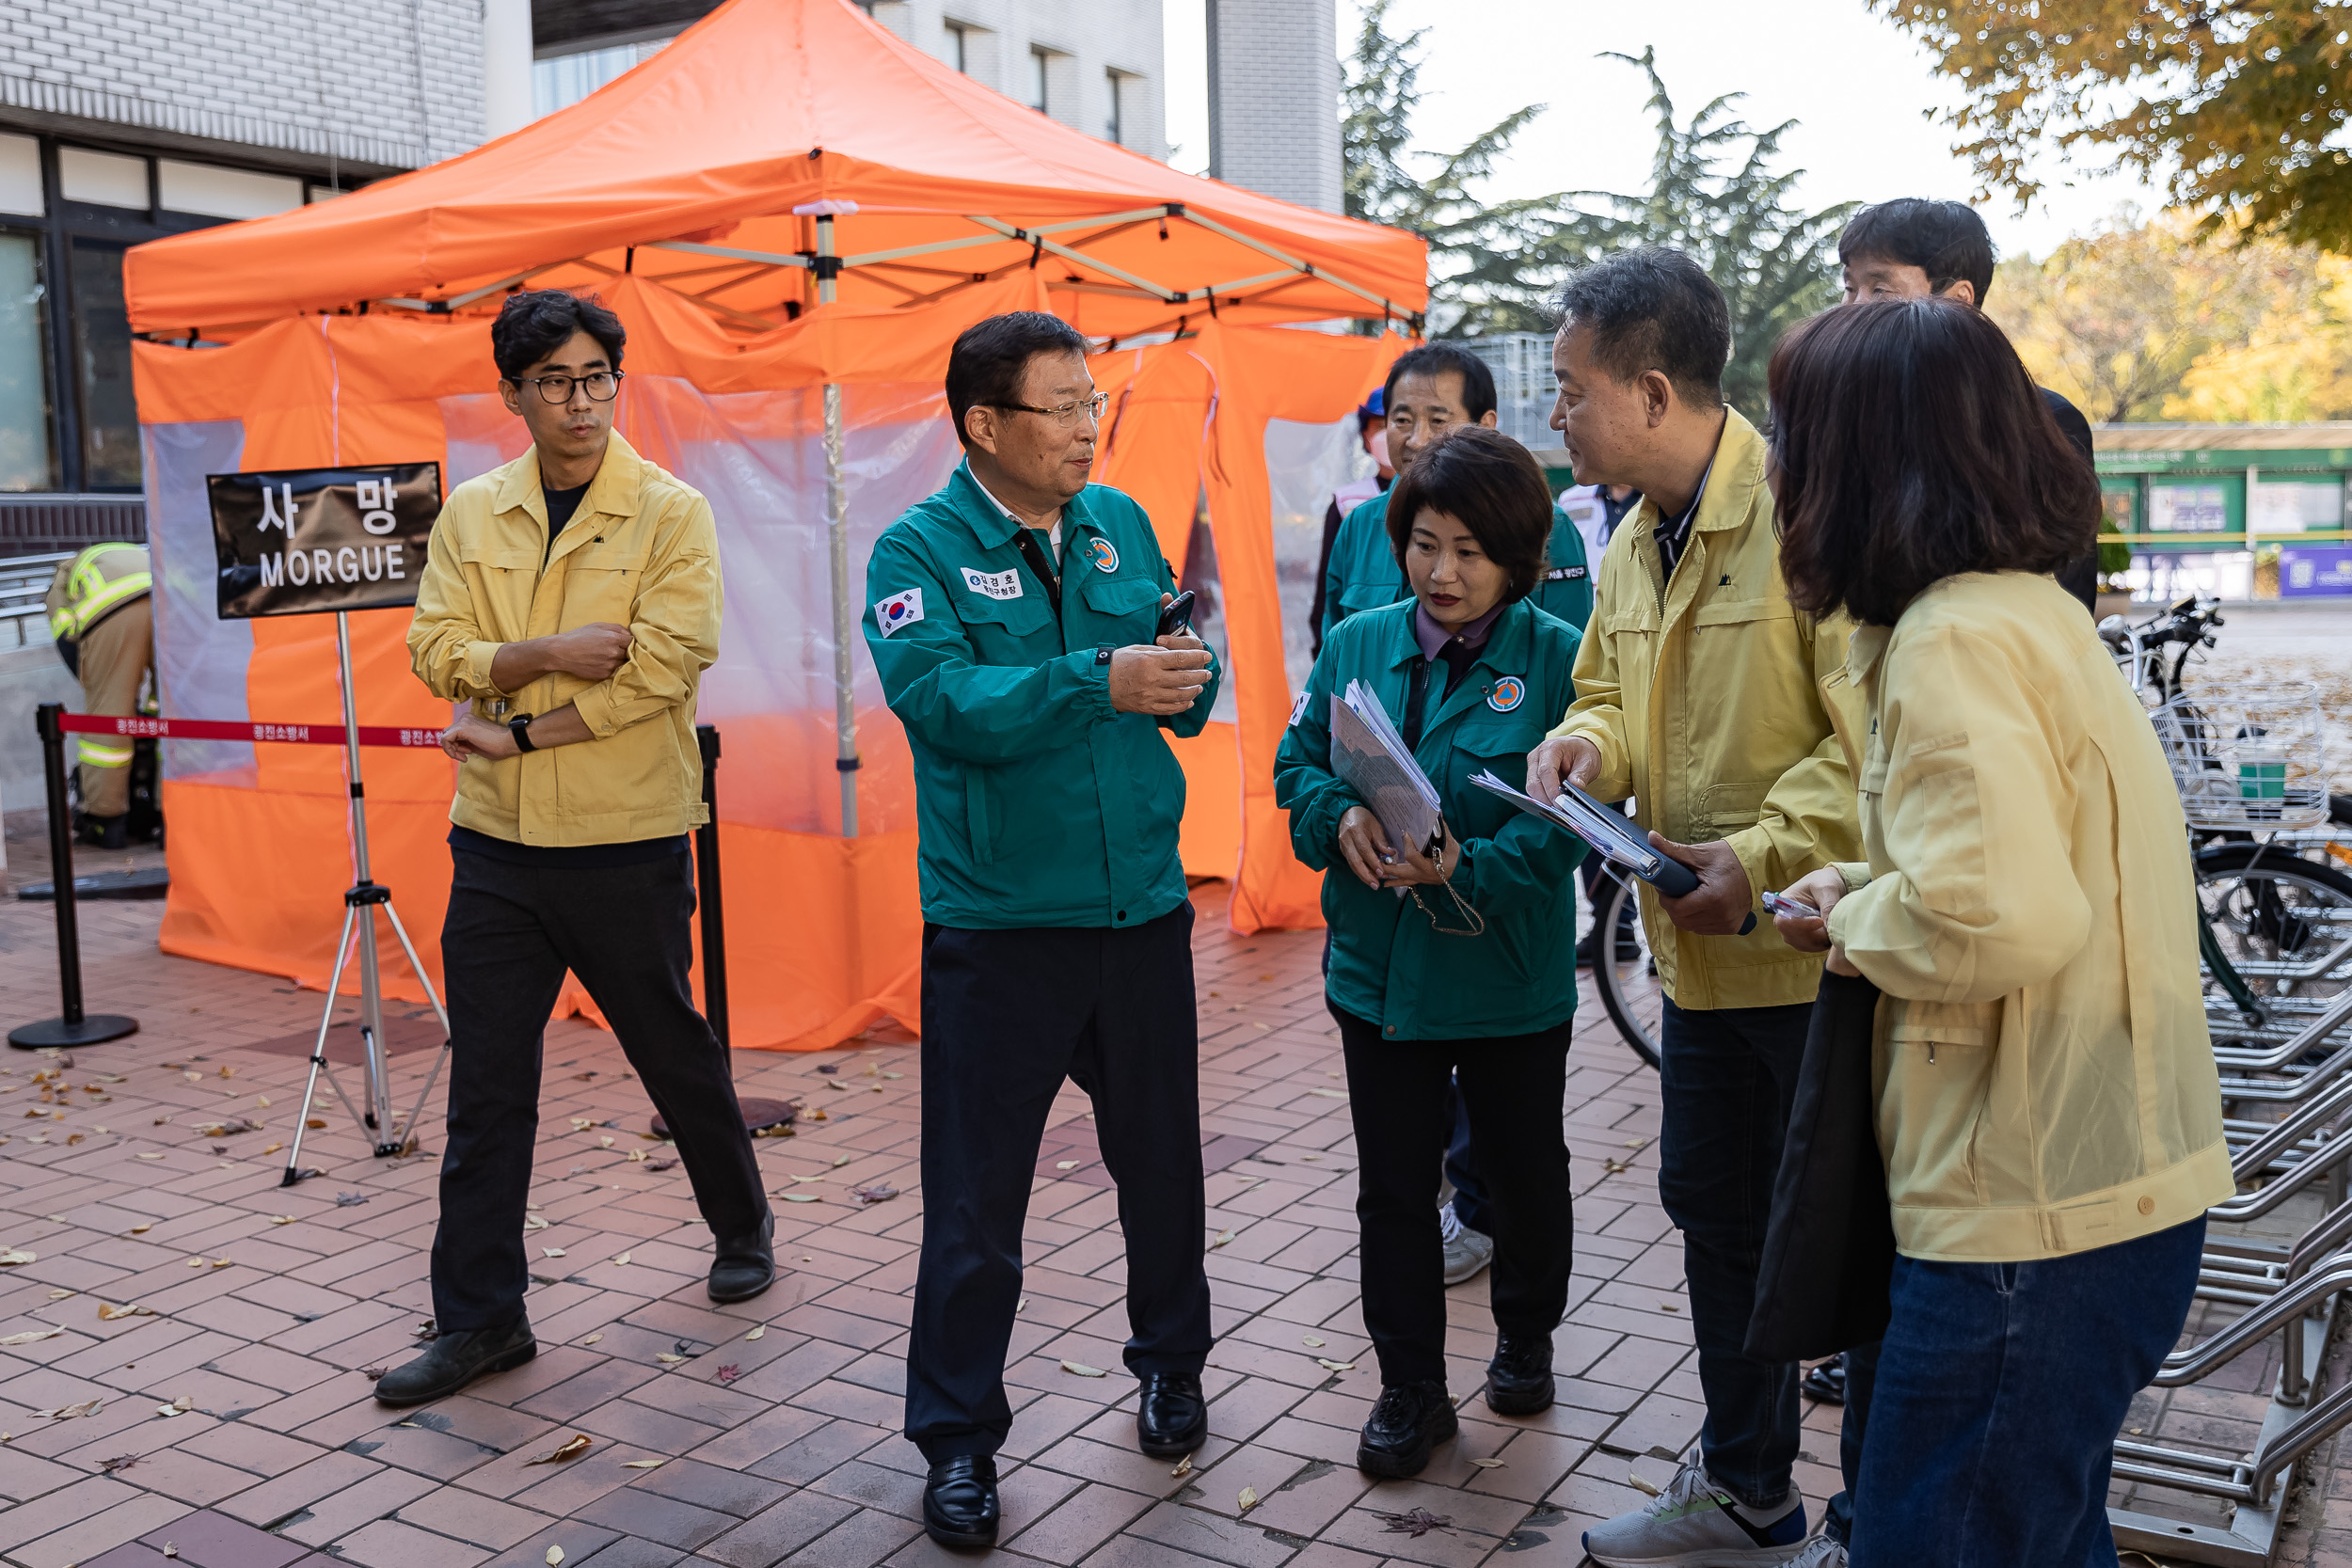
[508,713,537,753]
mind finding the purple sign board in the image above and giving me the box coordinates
[2280,546,2352,598]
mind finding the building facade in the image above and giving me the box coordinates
[2097,422,2352,599]
[1205,0,1339,214]
[0,0,1168,552]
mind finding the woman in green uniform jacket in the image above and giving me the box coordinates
[1275,427,1586,1481]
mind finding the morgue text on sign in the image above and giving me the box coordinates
[209,464,442,620]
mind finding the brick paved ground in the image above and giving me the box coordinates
[0,876,2342,1567]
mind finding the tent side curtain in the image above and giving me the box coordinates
[135,281,1405,1047]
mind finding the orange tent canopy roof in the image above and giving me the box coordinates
[125,0,1427,339]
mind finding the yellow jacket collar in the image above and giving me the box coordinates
[493,431,648,527]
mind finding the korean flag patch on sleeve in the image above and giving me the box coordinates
[874,587,924,637]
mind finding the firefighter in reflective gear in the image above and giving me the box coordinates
[44,543,154,848]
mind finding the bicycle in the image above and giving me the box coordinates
[1583,862,1661,1069]
[2100,597,2352,1049]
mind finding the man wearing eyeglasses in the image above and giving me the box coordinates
[863,310,1220,1550]
[383,290,774,1407]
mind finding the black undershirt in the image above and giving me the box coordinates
[543,482,589,562]
[451,479,685,869]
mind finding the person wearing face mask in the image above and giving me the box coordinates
[1310,390,1396,657]
[1276,426,1586,1480]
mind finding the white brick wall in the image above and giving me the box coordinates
[1206,0,1339,213]
[1,0,485,172]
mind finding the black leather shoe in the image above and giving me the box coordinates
[1486,1332,1555,1415]
[73,812,128,851]
[1136,1372,1207,1457]
[922,1454,1000,1550]
[1356,1380,1458,1479]
[707,1212,774,1304]
[373,1318,535,1407]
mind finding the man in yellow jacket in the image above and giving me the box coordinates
[378,291,773,1409]
[1525,250,1866,1567]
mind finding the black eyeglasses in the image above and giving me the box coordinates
[512,371,625,404]
[992,392,1108,427]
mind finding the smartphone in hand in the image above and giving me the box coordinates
[1156,591,1198,638]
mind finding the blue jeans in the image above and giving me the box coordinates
[1848,1217,2207,1568]
[1658,995,1813,1511]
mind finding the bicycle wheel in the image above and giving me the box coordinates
[1591,870,1663,1069]
[2193,844,2352,1038]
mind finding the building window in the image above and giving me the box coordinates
[533,39,670,119]
[1106,71,1125,145]
[58,148,149,212]
[946,23,967,72]
[70,240,138,488]
[0,231,56,491]
[1029,47,1049,114]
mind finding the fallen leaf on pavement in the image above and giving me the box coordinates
[1375,1508,1454,1537]
[546,1546,564,1565]
[360,1368,387,1379]
[334,1192,370,1207]
[524,1215,548,1230]
[163,1544,179,1559]
[542,1248,566,1259]
[832,1154,850,1167]
[268,1216,294,1226]
[38,1398,102,1419]
[1469,1456,1505,1469]
[1238,1486,1259,1512]
[96,1303,152,1321]
[0,1327,63,1345]
[784,1190,822,1203]
[135,1151,166,1160]
[1629,1472,1661,1497]
[625,1148,646,1163]
[599,1135,615,1148]
[1209,1230,1235,1249]
[525,1434,593,1465]
[1060,1360,1107,1378]
[851,1185,898,1205]
[193,1119,262,1138]
[745,1325,765,1341]
[622,1459,664,1469]
[1056,1161,1079,1171]
[0,1250,37,1268]
[1302,1336,1326,1348]
[262,1142,282,1155]
[657,1353,686,1365]
[99,1453,138,1472]
[1171,1454,1192,1477]
[581,1334,603,1346]
[128,1222,151,1235]
[611,1253,631,1266]
[1314,1358,1356,1372]
[307,1118,327,1129]
[209,1258,230,1269]
[715,1364,740,1384]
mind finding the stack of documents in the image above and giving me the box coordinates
[1330,680,1442,858]
[1470,770,1698,896]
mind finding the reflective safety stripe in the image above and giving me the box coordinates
[56,570,151,639]
[77,738,134,767]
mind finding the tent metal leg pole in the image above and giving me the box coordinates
[824,379,857,838]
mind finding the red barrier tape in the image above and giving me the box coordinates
[55,714,449,749]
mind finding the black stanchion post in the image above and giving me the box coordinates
[695,722,729,1048]
[9,703,137,1049]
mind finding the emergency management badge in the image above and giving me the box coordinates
[1087,537,1120,573]
[1486,675,1527,713]
[874,588,924,637]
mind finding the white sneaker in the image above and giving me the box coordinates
[1786,1533,1847,1567]
[1582,1445,1810,1566]
[1439,1200,1495,1285]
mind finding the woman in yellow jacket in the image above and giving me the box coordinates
[1765,298,2232,1568]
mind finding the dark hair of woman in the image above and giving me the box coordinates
[1768,297,2102,627]
[1382,426,1554,605]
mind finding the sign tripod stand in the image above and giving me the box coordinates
[278,610,453,1186]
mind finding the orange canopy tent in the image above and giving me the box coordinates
[124,0,1422,1050]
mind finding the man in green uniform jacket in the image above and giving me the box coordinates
[1319,343,1595,643]
[863,311,1222,1553]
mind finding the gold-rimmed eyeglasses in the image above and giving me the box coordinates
[512,371,625,404]
[993,391,1108,427]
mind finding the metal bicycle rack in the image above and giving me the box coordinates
[2110,992,2352,1566]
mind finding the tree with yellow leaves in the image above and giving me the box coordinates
[1987,210,2338,421]
[1872,2,2352,249]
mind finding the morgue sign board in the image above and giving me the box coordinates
[209,464,442,620]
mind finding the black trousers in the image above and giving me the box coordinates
[1657,995,1813,1509]
[1333,1004,1575,1387]
[430,847,769,1330]
[905,903,1212,1463]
